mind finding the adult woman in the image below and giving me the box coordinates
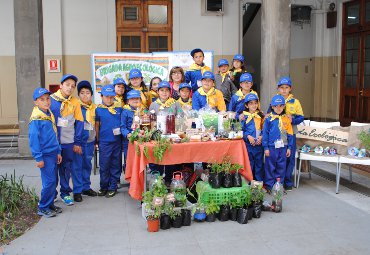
[169,66,185,100]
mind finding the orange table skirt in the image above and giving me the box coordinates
[125,139,252,200]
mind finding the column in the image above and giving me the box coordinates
[260,0,291,111]
[14,0,45,156]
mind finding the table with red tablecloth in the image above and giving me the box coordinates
[125,139,252,200]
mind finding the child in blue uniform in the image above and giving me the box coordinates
[29,88,62,217]
[149,81,181,115]
[177,83,193,111]
[147,77,161,106]
[262,95,293,191]
[113,77,126,108]
[229,73,259,119]
[242,93,264,181]
[75,81,98,197]
[127,69,149,109]
[185,48,212,92]
[95,85,123,198]
[120,90,142,173]
[215,58,237,108]
[192,71,226,112]
[277,77,304,191]
[229,54,247,90]
[50,74,84,205]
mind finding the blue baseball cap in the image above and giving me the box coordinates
[190,48,204,57]
[201,71,215,80]
[158,81,171,90]
[244,93,259,104]
[218,58,229,67]
[271,95,286,106]
[129,69,143,79]
[113,77,126,86]
[233,54,245,63]
[277,76,292,87]
[240,73,253,83]
[33,88,51,101]
[126,90,141,100]
[77,80,93,95]
[61,74,78,84]
[179,83,192,90]
[100,84,116,96]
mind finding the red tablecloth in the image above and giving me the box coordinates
[125,139,252,200]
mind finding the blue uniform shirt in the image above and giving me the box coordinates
[120,108,135,140]
[262,114,293,151]
[95,106,122,143]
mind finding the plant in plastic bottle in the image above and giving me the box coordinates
[251,180,264,218]
[271,178,283,213]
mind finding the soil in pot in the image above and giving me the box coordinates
[206,213,217,222]
[229,208,238,221]
[232,172,242,187]
[222,173,233,188]
[160,214,171,230]
[218,205,230,221]
[209,172,221,189]
[147,218,160,232]
[237,208,249,224]
[171,214,183,228]
[253,202,262,218]
[181,209,192,226]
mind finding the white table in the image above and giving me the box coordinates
[337,156,370,193]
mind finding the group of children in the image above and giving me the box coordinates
[28,48,303,218]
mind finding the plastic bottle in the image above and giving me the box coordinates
[271,178,283,213]
[150,110,157,130]
[166,108,175,134]
[140,109,150,129]
[170,172,186,207]
[175,108,185,132]
[157,111,167,134]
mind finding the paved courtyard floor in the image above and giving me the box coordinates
[1,159,370,255]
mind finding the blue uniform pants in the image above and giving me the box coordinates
[264,146,287,190]
[72,151,83,194]
[246,144,264,181]
[39,153,58,210]
[99,141,122,191]
[59,143,74,198]
[284,135,296,187]
[122,140,129,173]
[82,142,95,191]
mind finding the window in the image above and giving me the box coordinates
[124,7,138,21]
[149,36,168,52]
[148,5,167,24]
[121,36,141,52]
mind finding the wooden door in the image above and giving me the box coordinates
[116,0,172,53]
[340,0,370,124]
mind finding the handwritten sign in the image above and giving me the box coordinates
[297,126,348,146]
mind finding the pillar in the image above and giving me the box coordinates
[14,0,45,156]
[260,0,291,111]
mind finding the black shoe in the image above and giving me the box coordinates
[82,189,98,197]
[105,190,117,198]
[74,193,83,202]
[285,186,293,192]
[98,189,107,196]
[49,204,63,214]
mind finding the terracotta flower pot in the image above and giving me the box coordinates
[147,218,160,232]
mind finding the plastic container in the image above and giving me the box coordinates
[170,172,186,207]
[157,111,167,134]
[166,108,175,134]
[271,178,283,213]
[150,110,157,129]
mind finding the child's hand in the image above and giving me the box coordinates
[264,150,270,157]
[286,149,291,157]
[239,114,245,121]
[57,155,62,164]
[127,133,132,138]
[256,136,262,145]
[73,145,82,155]
[36,161,44,168]
[247,135,255,146]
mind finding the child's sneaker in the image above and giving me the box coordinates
[98,189,107,196]
[49,205,63,214]
[62,196,74,206]
[285,186,293,192]
[105,190,117,198]
[38,208,56,218]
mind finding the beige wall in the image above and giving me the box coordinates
[0,56,18,125]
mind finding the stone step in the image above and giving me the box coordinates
[0,147,18,155]
[0,141,18,148]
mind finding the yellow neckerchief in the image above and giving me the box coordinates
[114,95,125,106]
[188,63,212,74]
[79,100,96,125]
[97,103,117,115]
[243,111,261,124]
[232,68,243,75]
[284,93,294,104]
[236,89,255,101]
[149,90,158,98]
[198,87,217,107]
[29,106,57,136]
[270,113,285,133]
[177,97,192,107]
[129,86,148,108]
[51,90,75,117]
[156,98,176,110]
[220,70,229,83]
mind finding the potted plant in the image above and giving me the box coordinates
[229,195,241,221]
[251,181,264,218]
[221,157,233,188]
[231,163,243,187]
[358,129,370,154]
[142,191,162,232]
[218,202,230,222]
[181,207,192,226]
[205,200,219,222]
[160,202,172,230]
[169,208,183,228]
[188,187,206,222]
[207,161,223,189]
[236,187,252,224]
